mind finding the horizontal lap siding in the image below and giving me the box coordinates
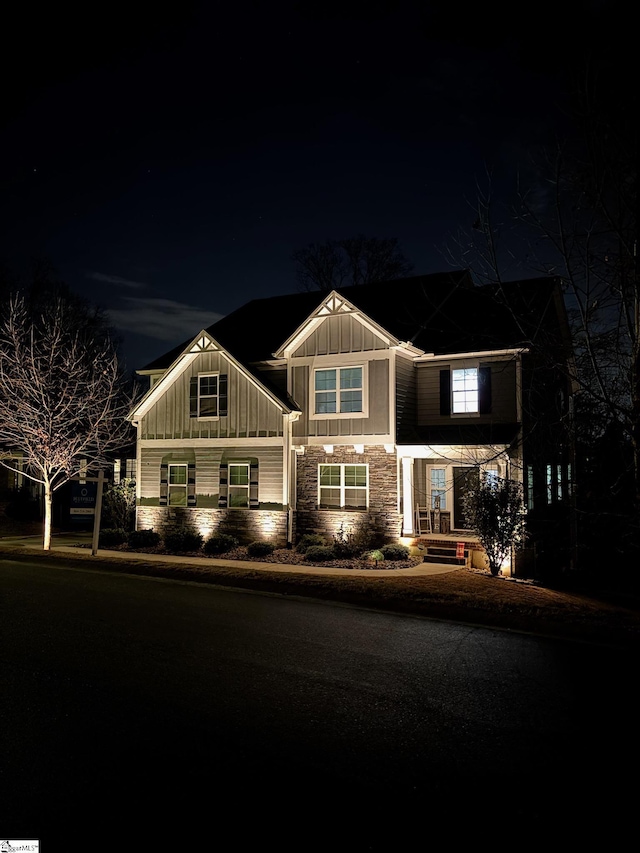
[417,358,517,424]
[395,354,416,441]
[139,445,283,505]
[140,350,283,439]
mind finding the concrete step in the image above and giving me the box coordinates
[427,546,469,558]
[423,553,466,566]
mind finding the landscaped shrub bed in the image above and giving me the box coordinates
[102,529,422,569]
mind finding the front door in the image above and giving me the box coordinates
[453,467,479,530]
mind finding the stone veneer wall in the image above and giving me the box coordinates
[137,506,288,547]
[294,444,402,543]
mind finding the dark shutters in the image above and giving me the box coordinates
[218,462,228,508]
[189,374,227,418]
[249,461,259,509]
[159,463,168,506]
[187,462,196,506]
[219,374,228,417]
[189,377,198,418]
[439,369,451,416]
[479,367,492,414]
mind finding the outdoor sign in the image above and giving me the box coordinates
[70,481,97,519]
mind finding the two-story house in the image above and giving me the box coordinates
[128,271,575,576]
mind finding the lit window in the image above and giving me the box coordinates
[567,463,573,498]
[452,368,479,413]
[430,468,446,509]
[198,374,219,417]
[228,463,250,508]
[319,464,367,508]
[168,464,188,506]
[527,465,534,510]
[485,467,499,487]
[314,367,363,414]
[556,464,563,501]
[546,464,553,505]
[125,459,136,480]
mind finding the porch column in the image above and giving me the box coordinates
[401,457,414,535]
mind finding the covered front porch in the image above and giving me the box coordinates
[397,443,520,573]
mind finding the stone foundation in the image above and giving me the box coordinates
[136,506,289,547]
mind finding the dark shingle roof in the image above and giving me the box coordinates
[141,271,565,371]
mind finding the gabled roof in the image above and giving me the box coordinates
[140,271,567,372]
[129,329,299,422]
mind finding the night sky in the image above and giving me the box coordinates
[1,1,615,372]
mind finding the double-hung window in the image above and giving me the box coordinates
[228,463,250,508]
[319,464,367,508]
[198,374,219,417]
[452,367,479,413]
[314,367,363,414]
[168,464,188,506]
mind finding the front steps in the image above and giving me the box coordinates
[423,543,469,567]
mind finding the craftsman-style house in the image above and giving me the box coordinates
[128,271,575,576]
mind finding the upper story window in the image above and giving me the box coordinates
[190,373,228,419]
[440,365,491,416]
[198,374,219,417]
[314,366,363,415]
[452,367,479,413]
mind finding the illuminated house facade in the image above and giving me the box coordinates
[128,271,575,575]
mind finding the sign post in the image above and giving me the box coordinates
[91,469,105,556]
[69,470,105,556]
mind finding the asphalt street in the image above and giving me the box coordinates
[1,558,636,847]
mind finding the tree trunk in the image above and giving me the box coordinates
[43,479,52,551]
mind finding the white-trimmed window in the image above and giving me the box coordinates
[452,367,479,413]
[228,463,250,508]
[318,464,368,508]
[430,468,446,509]
[314,366,363,415]
[198,374,219,417]
[168,464,188,506]
[484,467,499,487]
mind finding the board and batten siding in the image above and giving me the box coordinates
[292,314,388,357]
[140,350,284,440]
[416,358,517,424]
[291,357,390,438]
[139,445,284,505]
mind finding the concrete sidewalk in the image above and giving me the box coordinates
[1,531,460,578]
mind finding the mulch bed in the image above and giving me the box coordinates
[85,543,423,571]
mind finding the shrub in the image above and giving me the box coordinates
[304,545,336,562]
[204,533,240,555]
[332,521,376,558]
[296,533,327,554]
[163,530,204,553]
[127,529,161,549]
[246,541,276,557]
[99,528,128,548]
[366,549,385,563]
[380,543,410,561]
[102,479,136,531]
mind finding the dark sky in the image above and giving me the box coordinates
[0,1,613,371]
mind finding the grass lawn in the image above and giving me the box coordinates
[2,514,639,648]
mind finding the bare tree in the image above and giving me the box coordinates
[0,292,135,550]
[292,235,413,291]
